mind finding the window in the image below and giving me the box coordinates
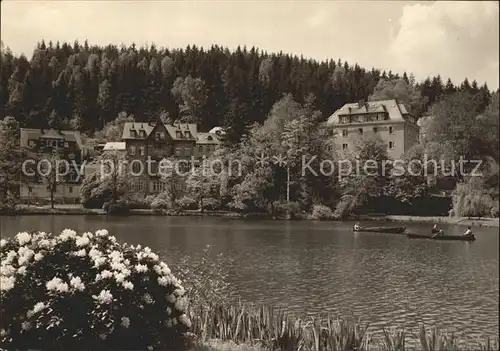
[184,131,190,138]
[176,131,182,138]
[342,144,348,150]
[52,140,57,147]
[175,147,181,156]
[389,141,394,149]
[160,132,165,140]
[139,146,145,156]
[28,186,33,195]
[340,117,349,124]
[64,142,69,148]
[155,132,161,141]
[153,181,166,192]
[68,186,73,194]
[140,130,146,138]
[378,114,385,121]
[342,130,348,137]
[184,147,191,156]
[130,146,136,156]
[373,127,378,133]
[58,141,64,148]
[358,128,363,135]
[389,126,394,134]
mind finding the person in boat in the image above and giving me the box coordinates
[432,229,444,237]
[431,224,440,234]
[463,226,473,236]
[353,222,361,231]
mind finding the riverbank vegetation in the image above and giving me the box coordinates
[1,41,499,218]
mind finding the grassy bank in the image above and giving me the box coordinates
[2,205,498,228]
[189,303,499,351]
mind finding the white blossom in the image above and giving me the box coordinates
[158,276,170,287]
[179,314,191,328]
[70,276,85,291]
[34,252,44,261]
[27,302,47,318]
[144,247,151,254]
[174,287,185,296]
[114,272,125,283]
[93,257,106,268]
[135,264,148,273]
[0,329,8,337]
[122,281,134,290]
[38,239,51,249]
[0,276,15,292]
[0,264,15,276]
[74,249,86,257]
[59,229,77,241]
[166,294,176,304]
[109,250,123,262]
[88,247,102,258]
[120,316,130,328]
[96,270,115,282]
[16,232,32,245]
[95,229,109,237]
[17,266,27,275]
[93,290,113,304]
[75,236,90,247]
[0,239,6,248]
[83,231,93,239]
[46,277,69,293]
[175,296,188,311]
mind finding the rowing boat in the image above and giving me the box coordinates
[353,226,407,234]
[406,232,476,241]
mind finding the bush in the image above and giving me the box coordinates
[333,195,355,219]
[0,229,191,349]
[311,204,335,220]
[201,197,221,211]
[491,201,499,218]
[123,194,150,210]
[175,196,198,211]
[272,200,301,218]
[150,192,173,210]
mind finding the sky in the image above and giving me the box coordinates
[1,0,499,89]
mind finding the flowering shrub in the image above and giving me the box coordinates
[311,204,336,220]
[175,196,198,210]
[0,229,191,350]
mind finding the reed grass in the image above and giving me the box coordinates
[189,303,499,351]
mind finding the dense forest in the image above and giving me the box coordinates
[1,40,498,218]
[0,39,494,144]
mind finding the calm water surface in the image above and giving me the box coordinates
[1,215,498,340]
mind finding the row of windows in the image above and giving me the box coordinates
[342,141,395,150]
[129,145,217,157]
[339,113,388,124]
[341,126,394,137]
[28,139,71,148]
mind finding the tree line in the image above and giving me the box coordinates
[0,39,494,144]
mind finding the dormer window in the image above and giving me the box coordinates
[184,131,190,138]
[155,132,161,141]
[130,129,137,138]
[140,130,146,138]
[176,131,182,138]
[207,135,213,141]
[160,132,165,140]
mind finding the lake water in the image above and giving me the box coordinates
[1,215,498,340]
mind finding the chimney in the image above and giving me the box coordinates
[358,99,365,109]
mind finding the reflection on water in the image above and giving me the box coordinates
[1,215,498,339]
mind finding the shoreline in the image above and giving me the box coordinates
[2,206,498,227]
